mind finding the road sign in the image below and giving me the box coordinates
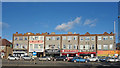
[33,51,37,56]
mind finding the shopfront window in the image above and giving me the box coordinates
[34,44,38,49]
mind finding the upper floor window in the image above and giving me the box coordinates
[80,37,84,41]
[30,36,34,40]
[46,37,51,40]
[62,36,66,40]
[91,45,94,49]
[103,45,108,50]
[40,44,43,48]
[57,44,60,49]
[19,37,23,40]
[63,45,66,49]
[74,44,77,49]
[57,37,60,40]
[52,37,55,40]
[80,45,83,49]
[110,36,113,40]
[109,44,113,49]
[25,37,27,40]
[68,44,72,49]
[103,36,108,40]
[68,36,72,40]
[15,37,18,40]
[74,36,77,40]
[91,36,95,41]
[85,37,90,41]
[40,36,44,40]
[98,45,101,50]
[98,36,102,40]
[85,45,89,49]
[35,36,38,40]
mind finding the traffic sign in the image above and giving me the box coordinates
[33,51,37,56]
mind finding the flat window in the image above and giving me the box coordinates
[52,37,55,40]
[85,37,90,41]
[110,36,113,40]
[68,36,72,40]
[46,37,51,40]
[91,36,95,41]
[19,37,23,40]
[63,45,66,49]
[74,44,77,49]
[91,45,94,49]
[35,36,38,40]
[15,37,18,40]
[57,37,60,40]
[80,45,83,49]
[68,45,72,49]
[40,36,44,40]
[80,37,83,41]
[98,36,102,40]
[62,36,66,40]
[74,36,77,40]
[98,45,101,49]
[103,45,108,50]
[34,44,38,49]
[85,45,89,49]
[25,37,27,40]
[109,44,113,49]
[103,36,108,40]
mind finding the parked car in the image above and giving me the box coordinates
[22,55,34,60]
[39,56,50,61]
[15,56,20,60]
[99,57,110,62]
[66,57,74,61]
[88,57,98,62]
[7,56,16,60]
[107,58,119,62]
[53,56,67,61]
[71,57,88,63]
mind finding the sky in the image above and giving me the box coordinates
[2,2,119,42]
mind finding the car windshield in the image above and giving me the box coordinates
[42,56,46,58]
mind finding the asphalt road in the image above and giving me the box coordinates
[1,59,120,68]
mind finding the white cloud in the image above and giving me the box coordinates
[83,19,97,27]
[0,22,10,29]
[55,17,82,31]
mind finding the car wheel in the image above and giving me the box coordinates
[54,59,56,61]
[74,60,76,63]
[63,59,65,61]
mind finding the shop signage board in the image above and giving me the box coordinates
[61,50,78,53]
[29,40,43,44]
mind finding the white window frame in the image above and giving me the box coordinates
[30,44,33,49]
[109,44,113,49]
[110,36,113,40]
[62,36,66,40]
[98,36,102,40]
[63,44,66,49]
[80,45,83,49]
[91,36,95,41]
[85,37,90,41]
[34,44,39,49]
[74,44,77,49]
[103,45,108,50]
[74,36,77,40]
[98,45,101,50]
[80,37,84,41]
[68,36,72,40]
[103,36,108,40]
[85,45,89,50]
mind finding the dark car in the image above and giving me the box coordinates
[53,56,67,61]
[99,57,110,62]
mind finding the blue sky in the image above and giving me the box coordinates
[2,2,119,42]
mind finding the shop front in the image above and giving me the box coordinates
[45,49,60,57]
[61,50,78,57]
[97,50,120,57]
[78,52,96,58]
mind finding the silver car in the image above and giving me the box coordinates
[39,56,50,61]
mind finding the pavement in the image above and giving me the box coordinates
[1,59,120,68]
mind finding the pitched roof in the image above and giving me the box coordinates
[0,39,12,46]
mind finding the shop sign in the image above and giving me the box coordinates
[45,49,60,53]
[61,50,78,53]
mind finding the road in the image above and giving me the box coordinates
[1,59,120,68]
